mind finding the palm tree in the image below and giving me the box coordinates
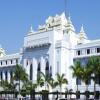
[22,80,37,92]
[81,65,91,92]
[48,77,58,91]
[55,73,68,96]
[13,64,28,92]
[36,72,44,92]
[0,80,16,91]
[40,72,51,90]
[70,61,83,92]
[88,56,100,98]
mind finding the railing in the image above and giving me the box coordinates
[0,90,99,100]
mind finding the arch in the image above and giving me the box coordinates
[50,66,52,77]
[0,71,2,80]
[5,71,8,81]
[30,63,33,80]
[37,62,41,72]
[45,60,49,76]
[10,70,13,80]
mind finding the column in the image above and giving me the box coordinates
[3,71,5,81]
[23,59,27,69]
[33,58,37,83]
[41,57,46,75]
[7,70,11,83]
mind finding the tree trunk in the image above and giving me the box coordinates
[86,84,88,92]
[86,84,89,100]
[94,81,96,99]
[77,84,78,92]
[60,85,62,98]
[19,79,20,93]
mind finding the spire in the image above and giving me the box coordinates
[79,24,87,39]
[28,25,34,34]
[66,15,75,32]
[68,16,72,24]
[80,24,85,33]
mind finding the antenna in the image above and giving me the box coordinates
[64,0,67,16]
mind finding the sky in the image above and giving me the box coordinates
[0,0,100,54]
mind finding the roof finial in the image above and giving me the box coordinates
[80,24,85,33]
[79,24,87,39]
[68,15,72,24]
[29,25,34,34]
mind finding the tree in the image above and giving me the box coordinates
[36,72,44,91]
[40,72,51,90]
[70,61,83,92]
[81,65,91,92]
[88,56,100,98]
[55,73,68,96]
[13,64,28,92]
[0,80,16,91]
[48,77,58,91]
[22,80,37,92]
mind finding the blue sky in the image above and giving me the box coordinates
[0,0,100,54]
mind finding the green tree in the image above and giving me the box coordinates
[13,64,28,92]
[40,72,51,90]
[48,77,58,91]
[55,73,68,95]
[0,80,16,91]
[81,65,92,92]
[88,56,100,98]
[36,72,44,91]
[22,80,37,92]
[70,61,83,92]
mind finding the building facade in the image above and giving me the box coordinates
[0,13,100,92]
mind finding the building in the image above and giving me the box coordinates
[0,13,100,92]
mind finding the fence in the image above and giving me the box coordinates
[0,90,99,100]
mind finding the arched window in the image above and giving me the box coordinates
[5,71,8,81]
[50,66,52,77]
[37,62,41,72]
[30,64,33,80]
[45,60,49,76]
[0,72,2,80]
[10,70,13,80]
[37,62,41,79]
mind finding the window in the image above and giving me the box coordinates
[11,60,12,64]
[5,71,8,81]
[87,49,90,54]
[16,59,18,64]
[37,62,41,72]
[10,71,13,80]
[1,61,2,65]
[0,72,2,80]
[30,64,33,80]
[37,62,41,79]
[97,48,100,53]
[6,61,7,65]
[26,60,28,66]
[50,66,52,77]
[77,50,80,55]
[45,61,49,76]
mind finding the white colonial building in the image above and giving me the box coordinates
[0,13,100,92]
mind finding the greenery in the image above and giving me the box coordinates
[13,64,28,92]
[55,73,68,93]
[70,61,83,92]
[0,56,99,99]
[71,56,100,99]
